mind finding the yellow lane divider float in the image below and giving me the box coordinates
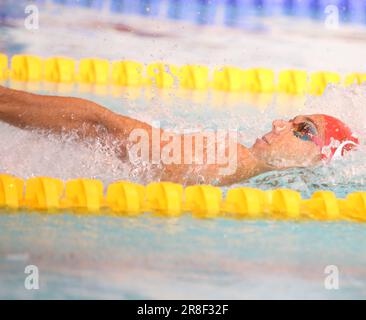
[0,174,365,222]
[1,53,366,95]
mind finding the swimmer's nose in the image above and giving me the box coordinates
[272,119,290,134]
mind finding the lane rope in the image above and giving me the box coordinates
[1,53,365,95]
[0,174,365,221]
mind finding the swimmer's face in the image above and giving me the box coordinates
[250,115,325,169]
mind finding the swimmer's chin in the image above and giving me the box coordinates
[248,149,322,173]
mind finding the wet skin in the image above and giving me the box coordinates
[0,85,327,185]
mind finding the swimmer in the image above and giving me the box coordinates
[0,85,359,185]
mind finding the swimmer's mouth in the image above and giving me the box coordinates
[261,136,270,144]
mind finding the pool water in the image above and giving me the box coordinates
[1,2,366,299]
[1,85,365,299]
[1,213,365,299]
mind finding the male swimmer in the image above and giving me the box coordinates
[0,85,359,185]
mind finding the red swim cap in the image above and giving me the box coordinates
[318,114,359,160]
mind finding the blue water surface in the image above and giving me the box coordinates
[1,1,366,300]
[0,212,365,299]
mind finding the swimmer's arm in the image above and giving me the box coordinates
[0,85,150,139]
[0,86,269,184]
